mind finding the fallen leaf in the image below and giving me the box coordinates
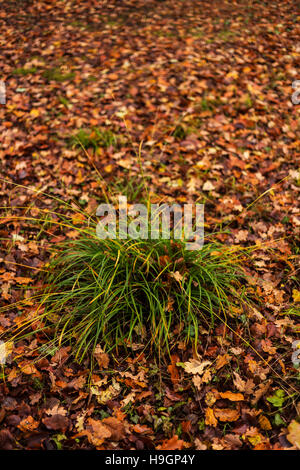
[219,391,244,401]
[202,180,215,191]
[94,345,109,369]
[156,435,188,450]
[168,354,180,385]
[18,416,39,432]
[183,359,211,375]
[102,417,125,441]
[205,407,218,427]
[215,354,231,370]
[43,414,69,432]
[214,408,240,422]
[258,415,272,431]
[85,418,112,447]
[293,289,300,303]
[287,420,300,449]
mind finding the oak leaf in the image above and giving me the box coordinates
[183,358,211,375]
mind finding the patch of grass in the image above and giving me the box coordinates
[189,28,205,38]
[110,175,147,203]
[199,98,215,112]
[13,67,37,76]
[284,307,299,317]
[69,128,118,150]
[172,125,188,140]
[9,220,248,362]
[43,68,75,82]
[217,30,236,41]
[58,95,71,108]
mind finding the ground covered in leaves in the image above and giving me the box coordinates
[0,0,299,450]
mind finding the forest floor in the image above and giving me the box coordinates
[0,0,299,450]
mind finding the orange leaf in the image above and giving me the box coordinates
[157,435,188,450]
[167,354,180,385]
[219,391,244,401]
[18,416,39,432]
[14,277,33,284]
[215,354,231,370]
[205,407,218,427]
[132,424,153,434]
[258,415,272,431]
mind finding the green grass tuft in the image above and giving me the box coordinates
[43,68,75,82]
[69,128,118,150]
[25,228,247,361]
[13,67,37,76]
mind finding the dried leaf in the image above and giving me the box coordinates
[287,420,300,449]
[205,407,218,427]
[183,359,211,375]
[213,408,240,422]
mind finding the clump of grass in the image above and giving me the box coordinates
[43,67,75,82]
[13,67,37,76]
[10,218,247,362]
[217,29,236,41]
[172,124,188,140]
[69,128,118,150]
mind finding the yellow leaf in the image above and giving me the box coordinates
[293,289,300,303]
[30,108,40,118]
[287,420,300,449]
[104,164,113,173]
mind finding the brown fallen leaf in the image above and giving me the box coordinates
[94,344,109,369]
[45,404,67,416]
[168,354,180,385]
[258,415,272,431]
[213,408,240,422]
[156,434,188,450]
[43,414,69,432]
[85,418,112,447]
[194,438,207,450]
[102,417,125,441]
[251,380,272,405]
[215,354,231,370]
[18,362,41,378]
[233,372,255,395]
